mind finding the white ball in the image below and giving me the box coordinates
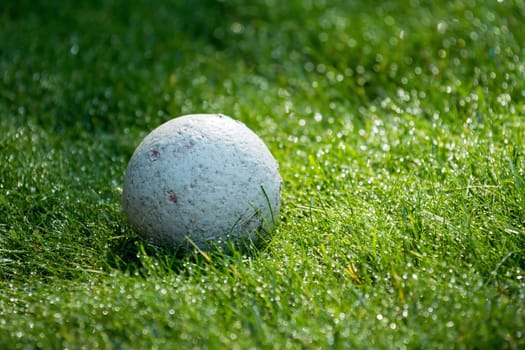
[122,114,282,251]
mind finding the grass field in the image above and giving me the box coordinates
[1,0,524,348]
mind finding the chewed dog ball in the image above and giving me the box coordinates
[122,114,282,251]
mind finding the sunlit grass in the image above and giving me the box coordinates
[1,0,524,348]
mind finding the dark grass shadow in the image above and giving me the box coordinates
[106,227,271,277]
[106,230,187,276]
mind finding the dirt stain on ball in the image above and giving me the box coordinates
[148,149,160,162]
[166,189,178,203]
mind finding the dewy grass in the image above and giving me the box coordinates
[1,0,524,348]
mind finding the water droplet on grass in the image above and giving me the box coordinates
[70,44,79,55]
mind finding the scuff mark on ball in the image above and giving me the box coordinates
[166,189,178,203]
[184,139,195,150]
[148,149,160,162]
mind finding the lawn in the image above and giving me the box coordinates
[1,0,524,348]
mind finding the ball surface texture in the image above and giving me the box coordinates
[122,114,282,250]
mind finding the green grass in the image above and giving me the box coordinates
[1,0,524,348]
